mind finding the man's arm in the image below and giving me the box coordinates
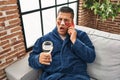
[72,31,96,63]
[28,38,44,69]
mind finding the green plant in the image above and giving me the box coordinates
[83,0,120,21]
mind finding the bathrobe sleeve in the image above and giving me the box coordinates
[72,31,96,63]
[28,38,45,69]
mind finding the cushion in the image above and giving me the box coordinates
[75,25,120,80]
[5,54,40,80]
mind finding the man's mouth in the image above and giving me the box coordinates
[60,27,64,29]
[60,27,65,31]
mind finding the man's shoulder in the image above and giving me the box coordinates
[76,29,87,36]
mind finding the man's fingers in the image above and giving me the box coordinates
[41,61,51,65]
[40,57,52,65]
[39,52,52,65]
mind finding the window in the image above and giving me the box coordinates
[18,0,78,51]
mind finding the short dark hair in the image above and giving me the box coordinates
[58,6,74,19]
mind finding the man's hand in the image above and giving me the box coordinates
[39,52,52,65]
[68,27,77,44]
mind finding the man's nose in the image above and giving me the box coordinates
[60,20,65,25]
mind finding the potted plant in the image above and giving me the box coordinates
[83,0,120,24]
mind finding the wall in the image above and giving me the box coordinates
[78,0,120,34]
[0,0,26,79]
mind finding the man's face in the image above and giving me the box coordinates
[56,12,73,36]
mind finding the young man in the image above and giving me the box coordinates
[28,6,96,80]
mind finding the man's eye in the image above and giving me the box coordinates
[58,18,62,21]
[64,20,69,23]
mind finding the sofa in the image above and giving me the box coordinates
[75,26,120,80]
[5,25,120,80]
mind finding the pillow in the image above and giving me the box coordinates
[76,26,120,80]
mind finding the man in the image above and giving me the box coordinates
[28,6,96,80]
